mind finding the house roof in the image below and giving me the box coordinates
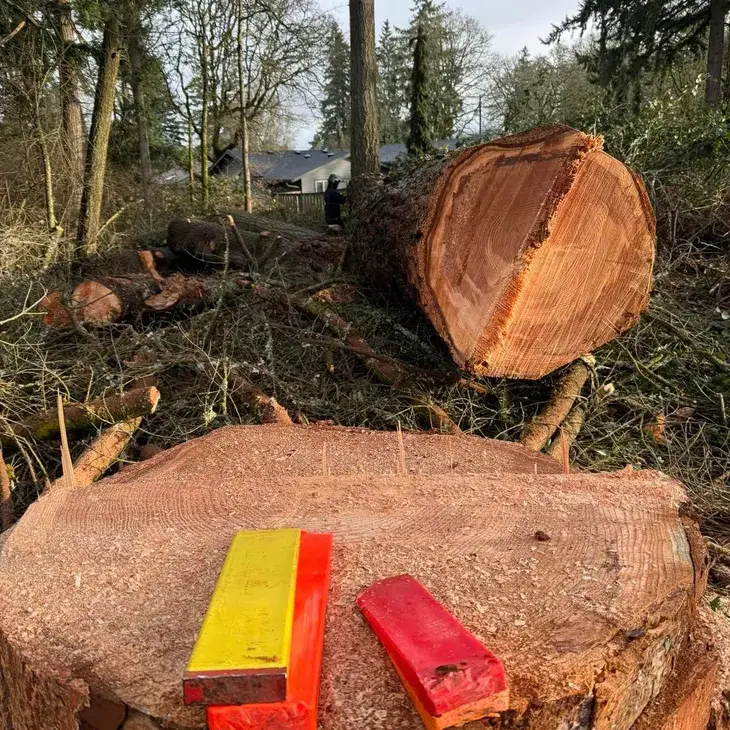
[213,139,461,181]
[224,148,350,181]
[379,139,459,165]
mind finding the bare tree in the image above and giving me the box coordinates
[349,0,379,178]
[77,14,123,254]
[126,5,153,203]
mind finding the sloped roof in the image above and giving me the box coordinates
[215,139,461,181]
[379,139,459,165]
[225,148,350,181]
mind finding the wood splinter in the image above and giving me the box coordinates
[357,575,508,729]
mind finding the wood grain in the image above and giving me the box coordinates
[0,425,703,729]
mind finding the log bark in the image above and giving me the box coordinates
[40,272,212,327]
[0,425,708,730]
[49,418,141,491]
[349,125,656,379]
[0,387,159,449]
[167,218,260,268]
[521,359,591,452]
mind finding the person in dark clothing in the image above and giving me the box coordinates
[324,174,346,227]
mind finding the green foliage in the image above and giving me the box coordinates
[374,3,491,144]
[407,24,432,157]
[549,0,713,105]
[312,21,350,149]
[377,21,407,144]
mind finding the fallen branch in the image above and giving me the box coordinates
[49,418,142,491]
[227,372,293,426]
[289,291,459,434]
[0,387,160,449]
[546,406,585,463]
[0,445,14,530]
[521,358,593,452]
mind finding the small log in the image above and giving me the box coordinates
[49,418,141,491]
[41,274,223,327]
[0,387,160,449]
[545,406,585,463]
[521,359,591,452]
[227,372,293,427]
[349,125,655,379]
[0,446,14,530]
[167,219,259,269]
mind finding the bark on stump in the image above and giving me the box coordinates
[0,425,712,730]
[349,124,655,379]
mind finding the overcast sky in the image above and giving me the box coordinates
[294,0,581,147]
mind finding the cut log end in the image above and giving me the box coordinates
[352,124,655,380]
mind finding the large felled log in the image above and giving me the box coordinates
[169,214,345,271]
[0,387,159,449]
[350,125,655,379]
[0,425,710,729]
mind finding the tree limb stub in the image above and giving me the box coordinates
[0,387,160,450]
[521,358,592,452]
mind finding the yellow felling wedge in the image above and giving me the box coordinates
[183,528,301,706]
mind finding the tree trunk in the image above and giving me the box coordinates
[236,2,253,213]
[349,125,656,380]
[187,117,195,205]
[199,33,210,212]
[349,0,379,179]
[705,0,726,106]
[51,0,85,213]
[76,15,122,255]
[127,8,153,201]
[0,424,714,730]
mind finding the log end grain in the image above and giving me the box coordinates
[0,425,703,730]
[413,125,655,379]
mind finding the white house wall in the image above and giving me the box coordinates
[298,158,352,194]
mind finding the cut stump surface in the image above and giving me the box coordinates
[0,425,705,729]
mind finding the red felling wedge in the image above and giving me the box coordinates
[357,575,508,730]
[207,531,333,730]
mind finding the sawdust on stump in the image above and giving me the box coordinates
[0,425,707,730]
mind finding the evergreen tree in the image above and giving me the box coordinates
[404,1,490,139]
[377,20,407,143]
[313,21,351,149]
[407,23,432,156]
[549,0,726,109]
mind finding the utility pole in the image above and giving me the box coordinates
[478,95,482,138]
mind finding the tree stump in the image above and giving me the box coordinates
[350,125,655,379]
[0,425,711,730]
